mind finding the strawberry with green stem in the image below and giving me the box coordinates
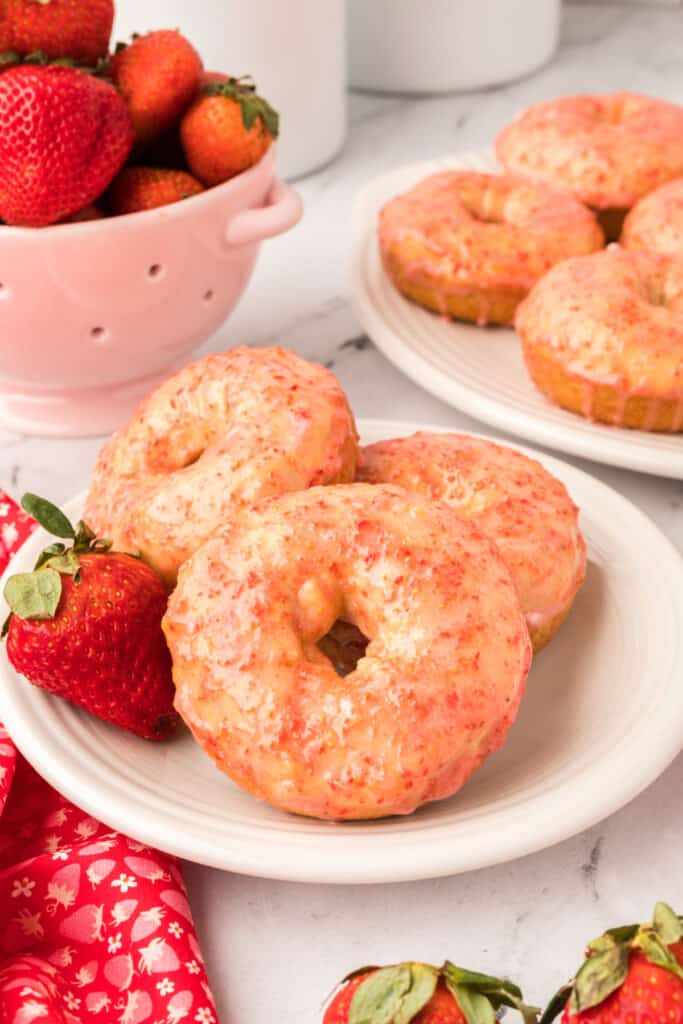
[3,494,178,740]
[325,960,539,1024]
[541,901,683,1024]
[181,75,279,186]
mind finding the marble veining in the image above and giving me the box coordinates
[1,4,683,1022]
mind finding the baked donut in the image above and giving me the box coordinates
[379,171,604,325]
[163,484,532,821]
[496,93,683,241]
[621,177,683,255]
[85,347,359,584]
[516,247,683,431]
[358,433,586,652]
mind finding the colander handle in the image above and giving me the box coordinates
[225,179,303,247]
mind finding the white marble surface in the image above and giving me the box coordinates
[3,3,683,1021]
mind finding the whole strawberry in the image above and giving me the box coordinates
[3,494,178,740]
[542,902,683,1024]
[108,30,203,147]
[325,961,538,1024]
[181,76,279,186]
[0,0,113,65]
[110,166,204,215]
[0,64,133,226]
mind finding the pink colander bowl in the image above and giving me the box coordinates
[0,145,302,437]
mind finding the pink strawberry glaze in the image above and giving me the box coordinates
[163,483,532,821]
[379,170,603,319]
[622,176,683,255]
[84,346,359,585]
[358,432,586,644]
[0,145,302,437]
[515,246,683,425]
[496,93,683,210]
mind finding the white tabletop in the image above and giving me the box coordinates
[2,3,683,1021]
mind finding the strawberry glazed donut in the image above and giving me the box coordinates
[163,484,532,820]
[516,248,683,431]
[496,93,683,240]
[621,177,683,255]
[85,347,359,585]
[358,433,586,652]
[379,170,604,326]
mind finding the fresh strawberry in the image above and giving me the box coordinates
[3,494,178,741]
[107,30,203,147]
[180,76,279,186]
[0,0,113,65]
[0,64,133,226]
[109,166,204,215]
[63,203,106,222]
[542,902,683,1024]
[325,962,538,1024]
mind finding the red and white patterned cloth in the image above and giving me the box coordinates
[0,491,219,1024]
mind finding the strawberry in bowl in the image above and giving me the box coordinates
[0,21,302,437]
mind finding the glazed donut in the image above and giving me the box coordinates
[515,248,683,431]
[621,177,683,255]
[358,433,586,652]
[163,484,532,820]
[85,347,359,584]
[379,171,603,325]
[496,93,683,240]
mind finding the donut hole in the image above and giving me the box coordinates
[317,620,369,677]
[460,192,505,224]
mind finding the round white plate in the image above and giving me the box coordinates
[1,420,682,884]
[352,152,683,480]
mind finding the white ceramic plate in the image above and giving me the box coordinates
[1,420,682,884]
[352,153,683,480]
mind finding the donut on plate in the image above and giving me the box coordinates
[163,484,532,821]
[621,177,683,255]
[379,171,603,326]
[496,93,683,241]
[85,347,359,584]
[358,432,586,652]
[515,247,683,431]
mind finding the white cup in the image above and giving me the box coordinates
[348,0,561,94]
[114,0,347,179]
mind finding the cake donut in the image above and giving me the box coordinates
[163,484,532,821]
[85,347,359,584]
[621,177,683,255]
[358,433,586,652]
[379,170,604,325]
[496,93,683,241]
[516,248,683,431]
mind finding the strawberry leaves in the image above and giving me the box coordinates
[3,494,112,627]
[443,963,540,1024]
[542,903,683,1022]
[22,493,74,539]
[204,76,280,137]
[346,962,538,1024]
[4,569,62,621]
[349,965,438,1024]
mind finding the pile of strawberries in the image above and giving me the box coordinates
[0,0,279,227]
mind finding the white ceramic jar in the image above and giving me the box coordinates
[114,0,347,179]
[348,0,561,94]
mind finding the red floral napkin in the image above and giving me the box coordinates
[0,491,219,1024]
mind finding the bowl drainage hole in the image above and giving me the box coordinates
[90,326,108,344]
[148,263,163,279]
[203,289,215,303]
